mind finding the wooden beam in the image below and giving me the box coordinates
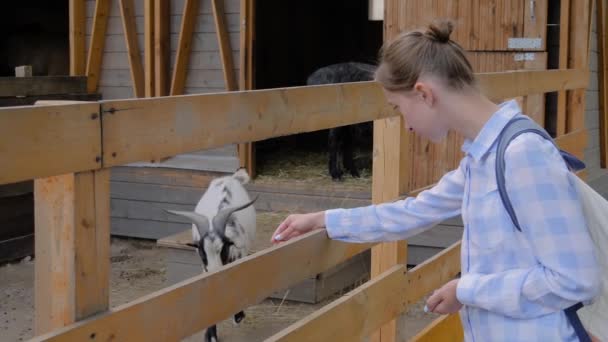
[371,114,408,342]
[557,0,570,136]
[170,0,199,96]
[34,169,110,335]
[410,313,464,342]
[266,241,461,342]
[154,0,169,97]
[119,0,145,98]
[0,76,87,97]
[100,81,393,167]
[145,0,155,97]
[566,0,593,132]
[599,0,608,167]
[69,0,86,76]
[30,230,374,341]
[85,0,110,93]
[99,68,590,172]
[238,0,255,176]
[0,102,101,186]
[477,69,589,102]
[212,0,237,91]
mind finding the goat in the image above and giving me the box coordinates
[165,168,256,342]
[306,62,375,181]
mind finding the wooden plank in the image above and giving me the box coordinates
[0,76,87,97]
[30,230,375,341]
[86,0,111,93]
[557,0,571,136]
[145,0,155,97]
[371,114,408,342]
[100,69,591,168]
[34,169,110,335]
[170,0,199,96]
[266,241,461,342]
[70,0,86,76]
[478,69,589,102]
[0,93,101,107]
[238,0,255,176]
[212,0,237,91]
[599,0,608,167]
[0,102,101,186]
[567,0,592,132]
[523,0,548,51]
[100,81,393,167]
[411,313,464,342]
[119,0,145,98]
[154,0,170,97]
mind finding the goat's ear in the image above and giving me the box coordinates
[232,168,250,184]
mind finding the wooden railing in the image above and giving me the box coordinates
[0,68,590,341]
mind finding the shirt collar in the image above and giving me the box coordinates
[461,99,521,161]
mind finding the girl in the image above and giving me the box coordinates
[270,20,600,341]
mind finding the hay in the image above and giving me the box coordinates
[255,147,372,189]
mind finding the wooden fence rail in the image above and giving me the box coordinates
[1,69,589,186]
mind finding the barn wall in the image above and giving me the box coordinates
[85,0,241,172]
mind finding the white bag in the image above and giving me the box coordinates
[569,173,608,341]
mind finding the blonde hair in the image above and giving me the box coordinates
[375,19,476,92]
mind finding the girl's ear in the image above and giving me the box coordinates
[414,82,435,106]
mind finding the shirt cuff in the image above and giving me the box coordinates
[324,208,349,240]
[457,273,481,307]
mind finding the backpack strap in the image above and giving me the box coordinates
[495,116,586,232]
[494,115,590,342]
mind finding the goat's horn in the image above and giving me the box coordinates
[165,210,210,238]
[212,195,258,235]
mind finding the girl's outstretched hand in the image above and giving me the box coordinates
[270,212,326,244]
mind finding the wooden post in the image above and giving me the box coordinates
[599,0,608,167]
[238,0,255,176]
[370,116,408,342]
[119,0,145,98]
[33,99,109,335]
[154,0,169,97]
[145,0,155,97]
[69,0,86,76]
[556,0,571,137]
[34,170,110,334]
[85,0,110,93]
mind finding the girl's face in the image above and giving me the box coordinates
[383,83,449,142]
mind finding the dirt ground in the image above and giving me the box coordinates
[0,212,438,342]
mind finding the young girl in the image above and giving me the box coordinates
[270,20,600,341]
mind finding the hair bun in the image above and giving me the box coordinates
[426,19,454,43]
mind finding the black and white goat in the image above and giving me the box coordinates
[165,168,256,342]
[306,62,376,181]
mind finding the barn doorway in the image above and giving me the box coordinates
[252,0,383,184]
[0,1,69,76]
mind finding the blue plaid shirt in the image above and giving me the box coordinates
[325,100,600,341]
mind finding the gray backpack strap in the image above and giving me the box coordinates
[495,117,560,232]
[495,116,591,342]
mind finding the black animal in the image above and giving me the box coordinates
[306,62,375,180]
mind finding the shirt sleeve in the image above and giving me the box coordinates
[324,160,465,243]
[457,134,600,319]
